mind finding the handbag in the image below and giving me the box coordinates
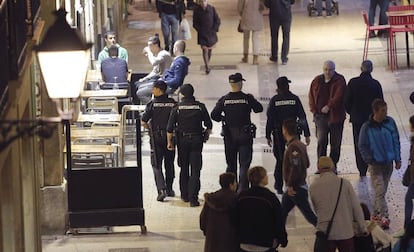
[403,167,411,187]
[354,234,375,252]
[237,20,243,33]
[313,178,343,252]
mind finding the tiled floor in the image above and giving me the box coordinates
[42,0,414,251]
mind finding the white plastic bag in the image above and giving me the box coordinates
[179,18,191,40]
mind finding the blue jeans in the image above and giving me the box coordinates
[160,13,179,50]
[405,183,414,229]
[315,0,332,15]
[282,186,317,226]
[369,0,390,26]
[313,114,344,167]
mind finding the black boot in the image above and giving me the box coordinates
[157,190,167,202]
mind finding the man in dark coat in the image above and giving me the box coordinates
[200,172,238,252]
[237,166,287,251]
[264,0,294,64]
[344,60,383,177]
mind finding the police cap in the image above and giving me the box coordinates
[276,76,291,90]
[229,73,246,83]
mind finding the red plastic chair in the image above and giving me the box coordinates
[387,5,414,70]
[362,10,390,61]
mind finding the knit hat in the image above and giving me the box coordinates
[318,156,334,171]
[179,83,194,97]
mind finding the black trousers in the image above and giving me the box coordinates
[352,122,368,176]
[150,131,175,191]
[224,128,253,193]
[272,129,286,192]
[177,135,203,202]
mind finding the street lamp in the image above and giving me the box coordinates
[0,8,92,160]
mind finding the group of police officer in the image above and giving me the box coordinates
[141,72,309,206]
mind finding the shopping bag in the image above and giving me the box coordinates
[179,18,191,40]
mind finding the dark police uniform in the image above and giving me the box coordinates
[142,93,177,197]
[211,89,263,192]
[266,90,310,194]
[166,95,212,205]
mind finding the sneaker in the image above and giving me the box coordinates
[369,31,376,38]
[394,228,405,238]
[157,190,167,202]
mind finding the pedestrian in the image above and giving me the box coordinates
[200,172,239,252]
[238,0,265,65]
[133,34,172,104]
[395,115,414,238]
[136,40,190,104]
[156,0,185,53]
[166,84,212,207]
[100,45,128,84]
[211,73,263,192]
[97,31,128,64]
[393,219,414,252]
[281,118,317,227]
[141,80,177,202]
[264,0,294,64]
[308,60,346,171]
[344,60,384,178]
[368,0,390,37]
[137,34,172,83]
[266,76,311,194]
[237,166,288,252]
[192,0,221,74]
[315,0,333,16]
[309,156,367,252]
[359,98,401,229]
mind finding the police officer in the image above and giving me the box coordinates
[141,80,177,202]
[211,73,263,192]
[166,84,212,207]
[266,76,310,195]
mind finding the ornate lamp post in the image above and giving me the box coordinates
[0,8,92,174]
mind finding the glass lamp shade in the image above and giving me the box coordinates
[35,8,92,99]
[37,50,90,99]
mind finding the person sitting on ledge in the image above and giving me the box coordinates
[136,40,190,104]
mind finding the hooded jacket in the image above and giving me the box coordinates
[358,115,401,165]
[200,188,239,252]
[163,55,191,89]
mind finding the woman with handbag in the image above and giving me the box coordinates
[309,156,367,252]
[192,0,221,74]
[238,0,265,65]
